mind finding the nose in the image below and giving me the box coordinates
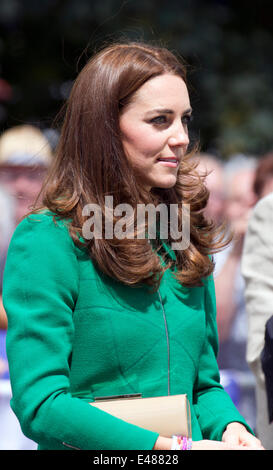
[168,122,190,148]
[13,175,30,190]
[8,174,34,199]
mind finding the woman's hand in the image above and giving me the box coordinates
[153,433,262,451]
[222,422,265,449]
[154,423,265,450]
[191,440,245,450]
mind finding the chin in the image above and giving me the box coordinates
[154,176,177,189]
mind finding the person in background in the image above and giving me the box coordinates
[242,151,273,450]
[0,124,52,449]
[252,152,273,200]
[214,154,258,431]
[0,125,53,328]
[193,153,226,226]
[0,125,53,226]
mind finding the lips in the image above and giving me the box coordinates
[157,157,179,163]
[157,157,180,167]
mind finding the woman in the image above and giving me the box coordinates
[3,41,263,450]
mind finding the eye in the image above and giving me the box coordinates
[182,114,193,125]
[149,115,168,125]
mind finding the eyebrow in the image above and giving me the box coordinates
[145,107,193,116]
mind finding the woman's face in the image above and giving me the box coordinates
[119,73,192,190]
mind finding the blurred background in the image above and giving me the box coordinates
[0,0,273,157]
[0,0,273,449]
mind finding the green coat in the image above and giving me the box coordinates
[3,212,251,450]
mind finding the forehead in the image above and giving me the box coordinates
[129,73,190,111]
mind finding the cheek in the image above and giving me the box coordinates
[21,179,44,195]
[123,128,164,159]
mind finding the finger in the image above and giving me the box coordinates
[241,434,265,449]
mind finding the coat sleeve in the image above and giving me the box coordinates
[3,213,159,450]
[193,275,254,440]
[241,194,273,385]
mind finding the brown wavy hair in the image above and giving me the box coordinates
[33,41,227,289]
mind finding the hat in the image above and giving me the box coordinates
[0,125,53,167]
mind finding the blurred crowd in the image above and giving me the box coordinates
[0,124,273,448]
[196,150,273,449]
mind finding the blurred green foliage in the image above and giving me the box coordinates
[0,0,272,158]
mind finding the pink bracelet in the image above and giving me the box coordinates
[171,435,192,450]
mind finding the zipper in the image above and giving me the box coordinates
[62,442,81,450]
[157,289,170,396]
